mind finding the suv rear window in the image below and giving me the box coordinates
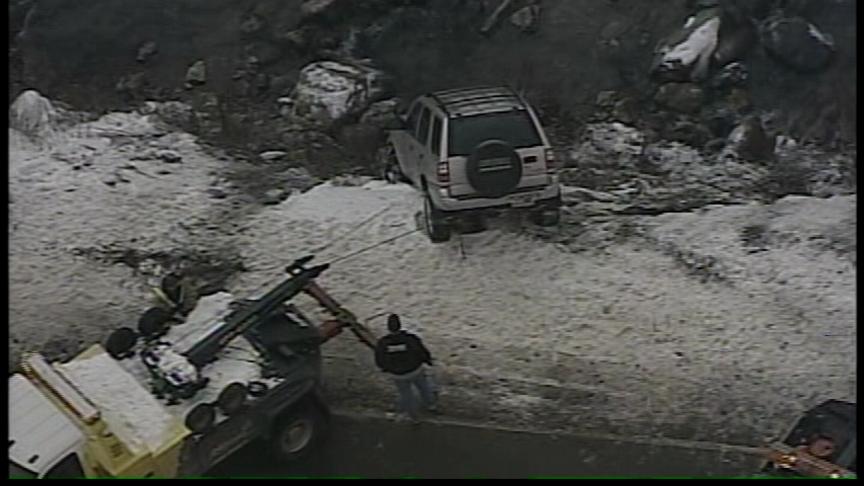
[448,110,542,156]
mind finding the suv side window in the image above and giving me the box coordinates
[416,107,432,144]
[44,453,85,478]
[429,116,443,156]
[406,102,422,134]
[415,106,432,145]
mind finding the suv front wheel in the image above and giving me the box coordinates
[379,144,406,184]
[423,193,451,243]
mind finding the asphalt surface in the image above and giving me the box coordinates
[211,413,765,479]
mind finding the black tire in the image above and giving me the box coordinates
[423,193,451,243]
[217,382,248,416]
[466,139,523,198]
[186,403,216,434]
[138,306,172,338]
[531,207,561,227]
[270,400,329,463]
[105,327,138,359]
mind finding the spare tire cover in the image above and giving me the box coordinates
[466,139,523,198]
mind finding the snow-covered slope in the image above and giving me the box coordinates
[9,100,855,445]
[233,180,856,443]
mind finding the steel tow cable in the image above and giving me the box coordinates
[326,228,421,265]
[315,203,393,259]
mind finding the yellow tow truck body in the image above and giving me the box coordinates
[10,346,190,478]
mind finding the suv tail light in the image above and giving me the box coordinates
[545,148,557,174]
[437,161,450,184]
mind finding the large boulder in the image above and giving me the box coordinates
[185,60,208,88]
[760,16,835,73]
[712,18,758,66]
[292,60,385,125]
[652,8,721,82]
[9,90,59,138]
[725,115,775,162]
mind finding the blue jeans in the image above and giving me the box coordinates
[392,367,437,419]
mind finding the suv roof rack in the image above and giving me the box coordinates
[428,86,525,117]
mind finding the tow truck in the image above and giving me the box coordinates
[756,400,856,479]
[9,257,376,478]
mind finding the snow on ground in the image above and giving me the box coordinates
[9,101,855,445]
[9,106,235,369]
[233,180,856,443]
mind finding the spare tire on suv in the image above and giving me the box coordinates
[466,139,523,198]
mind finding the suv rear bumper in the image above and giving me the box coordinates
[430,182,561,213]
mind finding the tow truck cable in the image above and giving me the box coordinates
[326,228,420,265]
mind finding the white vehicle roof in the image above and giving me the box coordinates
[8,374,85,476]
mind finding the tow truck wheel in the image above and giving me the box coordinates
[186,403,216,434]
[271,400,328,462]
[105,327,138,359]
[138,306,172,338]
[217,382,248,416]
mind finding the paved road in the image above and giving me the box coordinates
[212,413,765,479]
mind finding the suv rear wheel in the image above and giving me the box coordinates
[423,193,451,243]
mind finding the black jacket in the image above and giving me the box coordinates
[374,331,432,375]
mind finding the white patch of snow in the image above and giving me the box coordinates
[277,182,395,225]
[233,175,855,436]
[11,99,856,440]
[807,23,835,48]
[8,99,229,367]
[683,16,695,29]
[292,61,382,121]
[171,292,238,353]
[57,352,180,454]
[660,16,720,80]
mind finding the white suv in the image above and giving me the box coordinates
[380,86,561,243]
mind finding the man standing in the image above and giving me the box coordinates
[374,314,438,422]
